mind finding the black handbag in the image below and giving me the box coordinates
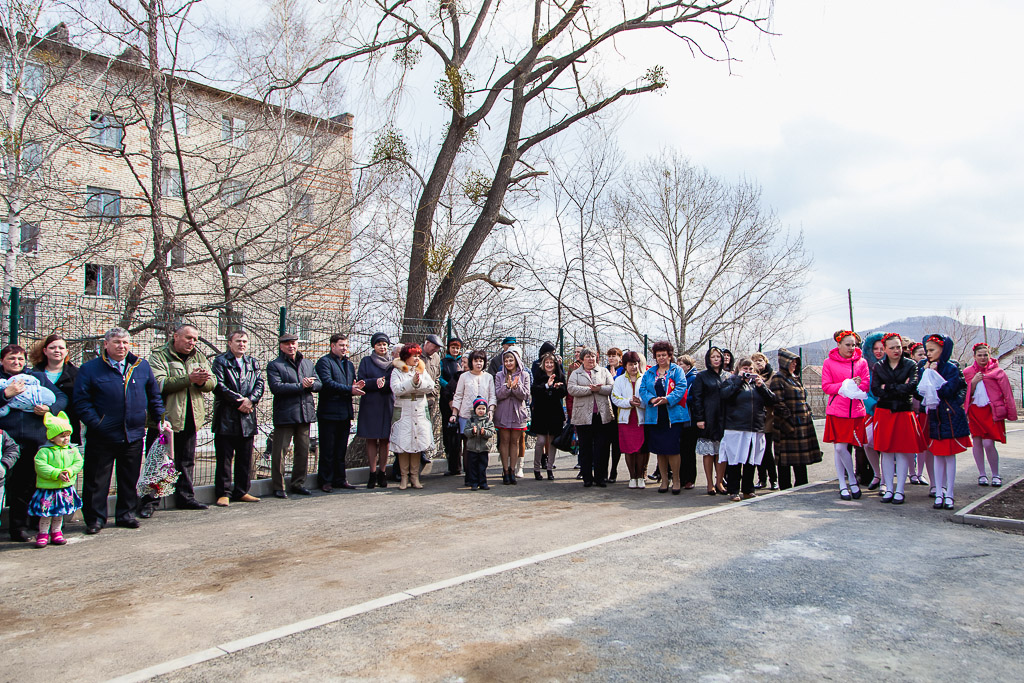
[551,422,576,452]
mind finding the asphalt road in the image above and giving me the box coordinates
[2,432,1022,682]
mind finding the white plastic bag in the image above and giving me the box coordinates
[838,378,869,400]
[917,368,946,410]
[137,433,179,497]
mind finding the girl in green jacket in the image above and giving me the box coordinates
[28,412,82,547]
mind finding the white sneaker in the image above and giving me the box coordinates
[515,464,524,478]
[637,478,646,489]
[628,478,637,489]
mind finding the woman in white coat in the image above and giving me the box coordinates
[611,351,647,489]
[391,343,435,490]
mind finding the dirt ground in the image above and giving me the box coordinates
[971,478,1024,520]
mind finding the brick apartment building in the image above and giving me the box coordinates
[2,25,354,361]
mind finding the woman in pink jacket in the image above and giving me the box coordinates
[821,330,871,500]
[963,343,1017,488]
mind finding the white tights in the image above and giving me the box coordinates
[880,453,913,495]
[972,439,999,478]
[38,516,63,534]
[932,455,957,501]
[833,444,858,491]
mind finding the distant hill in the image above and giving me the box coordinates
[771,316,1023,367]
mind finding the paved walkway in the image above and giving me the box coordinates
[2,432,1022,682]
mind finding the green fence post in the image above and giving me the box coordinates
[8,287,19,346]
[643,334,649,360]
[558,328,564,359]
[708,339,712,349]
[278,306,287,337]
[758,342,763,352]
[799,347,803,382]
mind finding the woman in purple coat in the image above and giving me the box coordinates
[495,348,531,485]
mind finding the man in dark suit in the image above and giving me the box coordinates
[314,334,364,492]
[73,327,168,534]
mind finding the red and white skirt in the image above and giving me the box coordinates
[967,404,1007,443]
[823,415,867,447]
[872,407,926,453]
[928,435,972,457]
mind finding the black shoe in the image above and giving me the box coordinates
[595,481,607,488]
[443,471,459,476]
[547,470,555,480]
[608,474,617,483]
[10,528,34,542]
[509,470,517,485]
[575,472,584,480]
[321,484,334,493]
[178,499,209,510]
[850,487,862,500]
[755,481,766,489]
[115,518,140,529]
[337,481,356,490]
[138,504,155,519]
[535,471,543,480]
[84,523,102,535]
[367,473,377,489]
[479,483,490,490]
[377,471,388,488]
[583,482,593,488]
[502,470,510,485]
[672,488,681,495]
[274,490,289,499]
[290,486,312,496]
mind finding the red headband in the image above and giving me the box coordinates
[908,342,922,353]
[973,342,990,352]
[834,330,858,345]
[882,332,902,344]
[926,335,945,346]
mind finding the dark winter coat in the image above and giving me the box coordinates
[689,348,726,441]
[356,353,394,439]
[0,368,68,447]
[756,363,775,433]
[211,352,264,437]
[530,341,558,381]
[73,351,163,444]
[870,356,919,413]
[266,352,320,425]
[33,361,80,444]
[918,334,970,440]
[769,348,823,466]
[530,365,567,436]
[440,353,463,405]
[315,352,357,421]
[720,373,779,433]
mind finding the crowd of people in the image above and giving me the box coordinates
[0,324,1014,547]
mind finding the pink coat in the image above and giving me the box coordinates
[821,346,870,419]
[963,360,1017,422]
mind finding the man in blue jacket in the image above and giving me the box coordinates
[314,334,364,492]
[74,328,169,534]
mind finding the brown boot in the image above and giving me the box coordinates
[398,453,410,490]
[410,456,423,489]
[215,496,230,507]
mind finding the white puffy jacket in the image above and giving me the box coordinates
[611,373,646,425]
[390,358,436,453]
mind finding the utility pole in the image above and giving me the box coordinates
[983,315,988,345]
[848,289,855,332]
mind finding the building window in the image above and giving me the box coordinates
[84,263,118,297]
[224,247,245,275]
[220,179,247,207]
[218,310,244,338]
[20,142,43,175]
[221,115,246,148]
[287,313,313,343]
[160,166,185,198]
[292,192,312,222]
[1,58,46,99]
[86,186,121,221]
[89,111,124,150]
[292,134,312,163]
[166,241,185,268]
[0,221,40,253]
[19,297,37,333]
[161,103,188,134]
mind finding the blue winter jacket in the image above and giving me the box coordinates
[861,332,885,416]
[73,351,165,443]
[638,363,690,426]
[918,334,970,440]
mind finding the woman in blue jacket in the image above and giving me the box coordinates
[639,341,690,494]
[921,334,971,510]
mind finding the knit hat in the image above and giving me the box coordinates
[501,336,516,345]
[44,411,73,441]
[472,396,488,410]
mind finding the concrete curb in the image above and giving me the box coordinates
[951,473,1024,532]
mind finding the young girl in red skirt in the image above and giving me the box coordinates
[963,343,1017,488]
[870,333,925,504]
[821,330,870,500]
[920,334,972,510]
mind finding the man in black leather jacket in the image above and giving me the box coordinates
[211,329,265,506]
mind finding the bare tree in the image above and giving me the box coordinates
[936,305,1021,367]
[264,0,772,340]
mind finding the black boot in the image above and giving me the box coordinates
[535,471,543,481]
[367,471,377,489]
[509,468,517,485]
[378,470,388,488]
[502,469,510,485]
[547,470,555,480]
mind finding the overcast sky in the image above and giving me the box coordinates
[606,0,1024,342]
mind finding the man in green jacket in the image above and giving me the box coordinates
[140,324,217,516]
